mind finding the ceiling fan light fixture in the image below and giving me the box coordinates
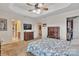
[38,3,43,7]
[36,9,41,14]
[32,9,41,14]
[26,3,48,14]
[32,10,36,13]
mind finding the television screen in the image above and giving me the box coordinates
[23,24,32,30]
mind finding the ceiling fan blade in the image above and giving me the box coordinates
[26,3,33,6]
[43,8,48,11]
[43,4,48,11]
[28,10,33,11]
[39,7,48,11]
[38,4,48,11]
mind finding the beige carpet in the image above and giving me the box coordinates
[1,41,27,56]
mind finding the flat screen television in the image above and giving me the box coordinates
[23,24,32,30]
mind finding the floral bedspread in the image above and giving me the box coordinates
[26,38,78,56]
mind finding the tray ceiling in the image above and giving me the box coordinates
[0,3,79,18]
[9,3,71,18]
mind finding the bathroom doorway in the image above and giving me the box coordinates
[38,23,42,39]
[11,20,21,41]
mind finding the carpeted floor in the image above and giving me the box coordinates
[1,41,28,56]
[1,40,79,56]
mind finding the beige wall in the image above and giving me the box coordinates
[0,10,36,44]
[73,17,79,39]
[0,8,79,44]
[39,9,79,40]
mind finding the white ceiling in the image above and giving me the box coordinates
[9,3,71,17]
[0,3,79,18]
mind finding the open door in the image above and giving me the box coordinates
[11,20,21,40]
[37,22,42,39]
[38,25,42,38]
[67,18,73,41]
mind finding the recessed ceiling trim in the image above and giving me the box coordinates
[9,3,71,18]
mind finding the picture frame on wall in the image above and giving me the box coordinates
[23,24,32,30]
[0,18,7,31]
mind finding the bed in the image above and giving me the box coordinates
[26,38,79,56]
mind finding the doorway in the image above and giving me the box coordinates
[67,16,79,41]
[11,20,21,41]
[38,23,42,39]
[67,18,73,41]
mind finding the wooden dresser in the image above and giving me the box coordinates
[24,32,34,41]
[48,27,60,39]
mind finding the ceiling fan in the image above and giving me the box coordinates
[26,3,48,14]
